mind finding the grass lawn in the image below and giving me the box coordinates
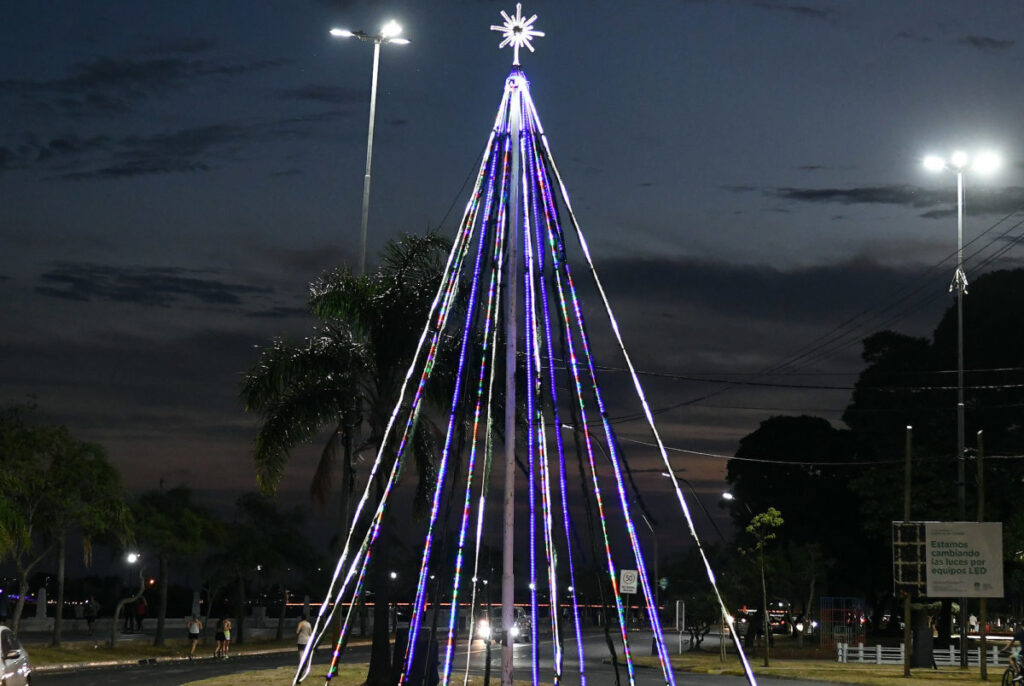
[634,649,1005,686]
[27,637,302,668]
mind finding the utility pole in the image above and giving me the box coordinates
[903,425,912,679]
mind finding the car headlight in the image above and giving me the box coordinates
[477,620,491,640]
[510,626,520,638]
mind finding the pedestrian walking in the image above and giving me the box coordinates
[222,618,232,658]
[134,595,148,632]
[297,615,313,661]
[85,596,99,636]
[214,618,226,658]
[187,615,203,660]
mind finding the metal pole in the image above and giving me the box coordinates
[903,425,912,678]
[357,39,382,277]
[956,169,968,668]
[978,430,987,680]
[501,77,522,686]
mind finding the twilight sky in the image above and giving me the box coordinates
[4,0,1024,545]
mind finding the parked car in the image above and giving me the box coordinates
[0,625,31,686]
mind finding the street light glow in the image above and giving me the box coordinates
[380,20,402,39]
[721,492,735,501]
[126,552,139,564]
[973,151,1001,175]
[950,150,969,168]
[923,155,946,172]
[389,571,398,580]
[329,28,353,37]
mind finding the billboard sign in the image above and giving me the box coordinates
[925,522,1003,598]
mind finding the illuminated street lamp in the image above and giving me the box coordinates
[923,148,1000,668]
[329,21,409,276]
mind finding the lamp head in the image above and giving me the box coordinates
[721,492,736,501]
[126,552,139,564]
[380,20,402,39]
[950,150,969,168]
[329,28,354,38]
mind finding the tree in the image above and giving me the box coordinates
[241,233,450,686]
[203,493,318,645]
[743,508,782,667]
[133,486,220,647]
[725,415,879,598]
[0,407,73,631]
[48,439,130,646]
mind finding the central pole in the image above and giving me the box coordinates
[502,76,522,686]
[357,39,382,276]
[956,170,968,668]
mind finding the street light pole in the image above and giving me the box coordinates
[924,149,1000,669]
[329,21,409,276]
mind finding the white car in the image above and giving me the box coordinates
[0,626,31,686]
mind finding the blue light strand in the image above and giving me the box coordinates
[521,123,541,684]
[402,125,513,682]
[522,118,563,682]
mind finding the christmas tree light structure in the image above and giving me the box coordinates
[296,6,757,686]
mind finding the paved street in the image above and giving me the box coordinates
[33,630,829,686]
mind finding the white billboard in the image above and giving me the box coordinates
[925,522,1003,598]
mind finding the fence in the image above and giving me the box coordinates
[837,642,1010,667]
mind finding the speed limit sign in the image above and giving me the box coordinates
[619,569,638,595]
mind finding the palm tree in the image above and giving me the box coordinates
[241,232,450,685]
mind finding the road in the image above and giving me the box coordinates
[34,631,829,686]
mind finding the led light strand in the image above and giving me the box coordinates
[462,150,509,686]
[402,126,514,682]
[297,102,504,686]
[534,152,673,684]
[521,127,541,683]
[530,95,748,683]
[440,151,509,686]
[538,204,636,685]
[522,118,562,681]
[526,129,582,684]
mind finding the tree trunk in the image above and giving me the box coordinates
[276,582,288,642]
[234,575,247,645]
[153,554,169,646]
[366,472,392,686]
[52,530,67,646]
[12,570,29,633]
[760,551,770,667]
[111,568,145,648]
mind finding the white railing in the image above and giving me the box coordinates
[837,643,1008,667]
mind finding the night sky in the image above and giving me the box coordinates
[4,1,1024,550]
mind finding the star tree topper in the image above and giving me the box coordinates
[491,4,544,66]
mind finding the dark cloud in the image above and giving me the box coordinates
[58,124,246,179]
[592,255,933,326]
[765,184,1024,218]
[0,56,287,120]
[279,84,365,105]
[35,263,271,307]
[751,1,833,20]
[895,30,932,43]
[131,37,219,56]
[772,184,943,207]
[245,305,309,319]
[959,35,1015,51]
